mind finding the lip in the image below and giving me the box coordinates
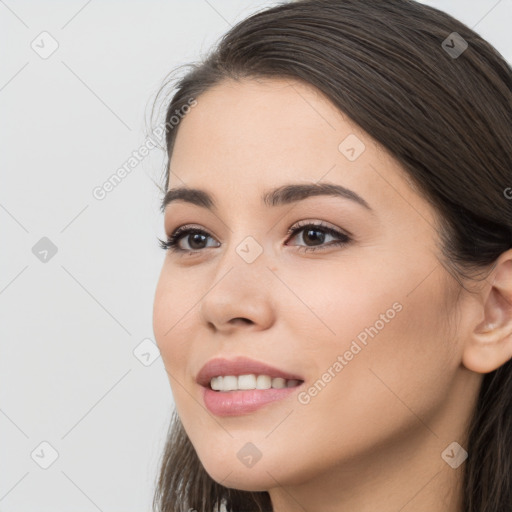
[196,356,305,417]
[202,386,303,416]
[195,356,304,388]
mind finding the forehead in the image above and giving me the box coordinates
[172,77,351,165]
[168,77,436,227]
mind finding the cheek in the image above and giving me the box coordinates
[301,263,457,451]
[152,268,193,380]
[286,276,454,481]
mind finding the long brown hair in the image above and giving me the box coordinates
[150,1,512,510]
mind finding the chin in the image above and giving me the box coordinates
[204,464,274,492]
[199,447,310,492]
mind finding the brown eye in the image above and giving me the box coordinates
[158,226,220,253]
[285,222,351,253]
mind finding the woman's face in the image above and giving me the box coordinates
[152,77,472,491]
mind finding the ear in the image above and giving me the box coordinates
[462,249,512,374]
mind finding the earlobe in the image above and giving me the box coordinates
[462,250,512,374]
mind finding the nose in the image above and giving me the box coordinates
[199,261,277,334]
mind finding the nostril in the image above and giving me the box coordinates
[231,318,253,326]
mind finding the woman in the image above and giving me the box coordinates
[150,1,512,510]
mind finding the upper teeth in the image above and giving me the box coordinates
[210,374,301,391]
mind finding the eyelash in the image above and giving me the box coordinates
[158,220,351,255]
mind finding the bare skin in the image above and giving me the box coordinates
[152,77,512,512]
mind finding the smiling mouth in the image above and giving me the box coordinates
[209,374,304,392]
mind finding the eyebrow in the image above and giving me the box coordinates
[160,182,373,213]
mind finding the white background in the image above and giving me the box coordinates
[1,1,510,510]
